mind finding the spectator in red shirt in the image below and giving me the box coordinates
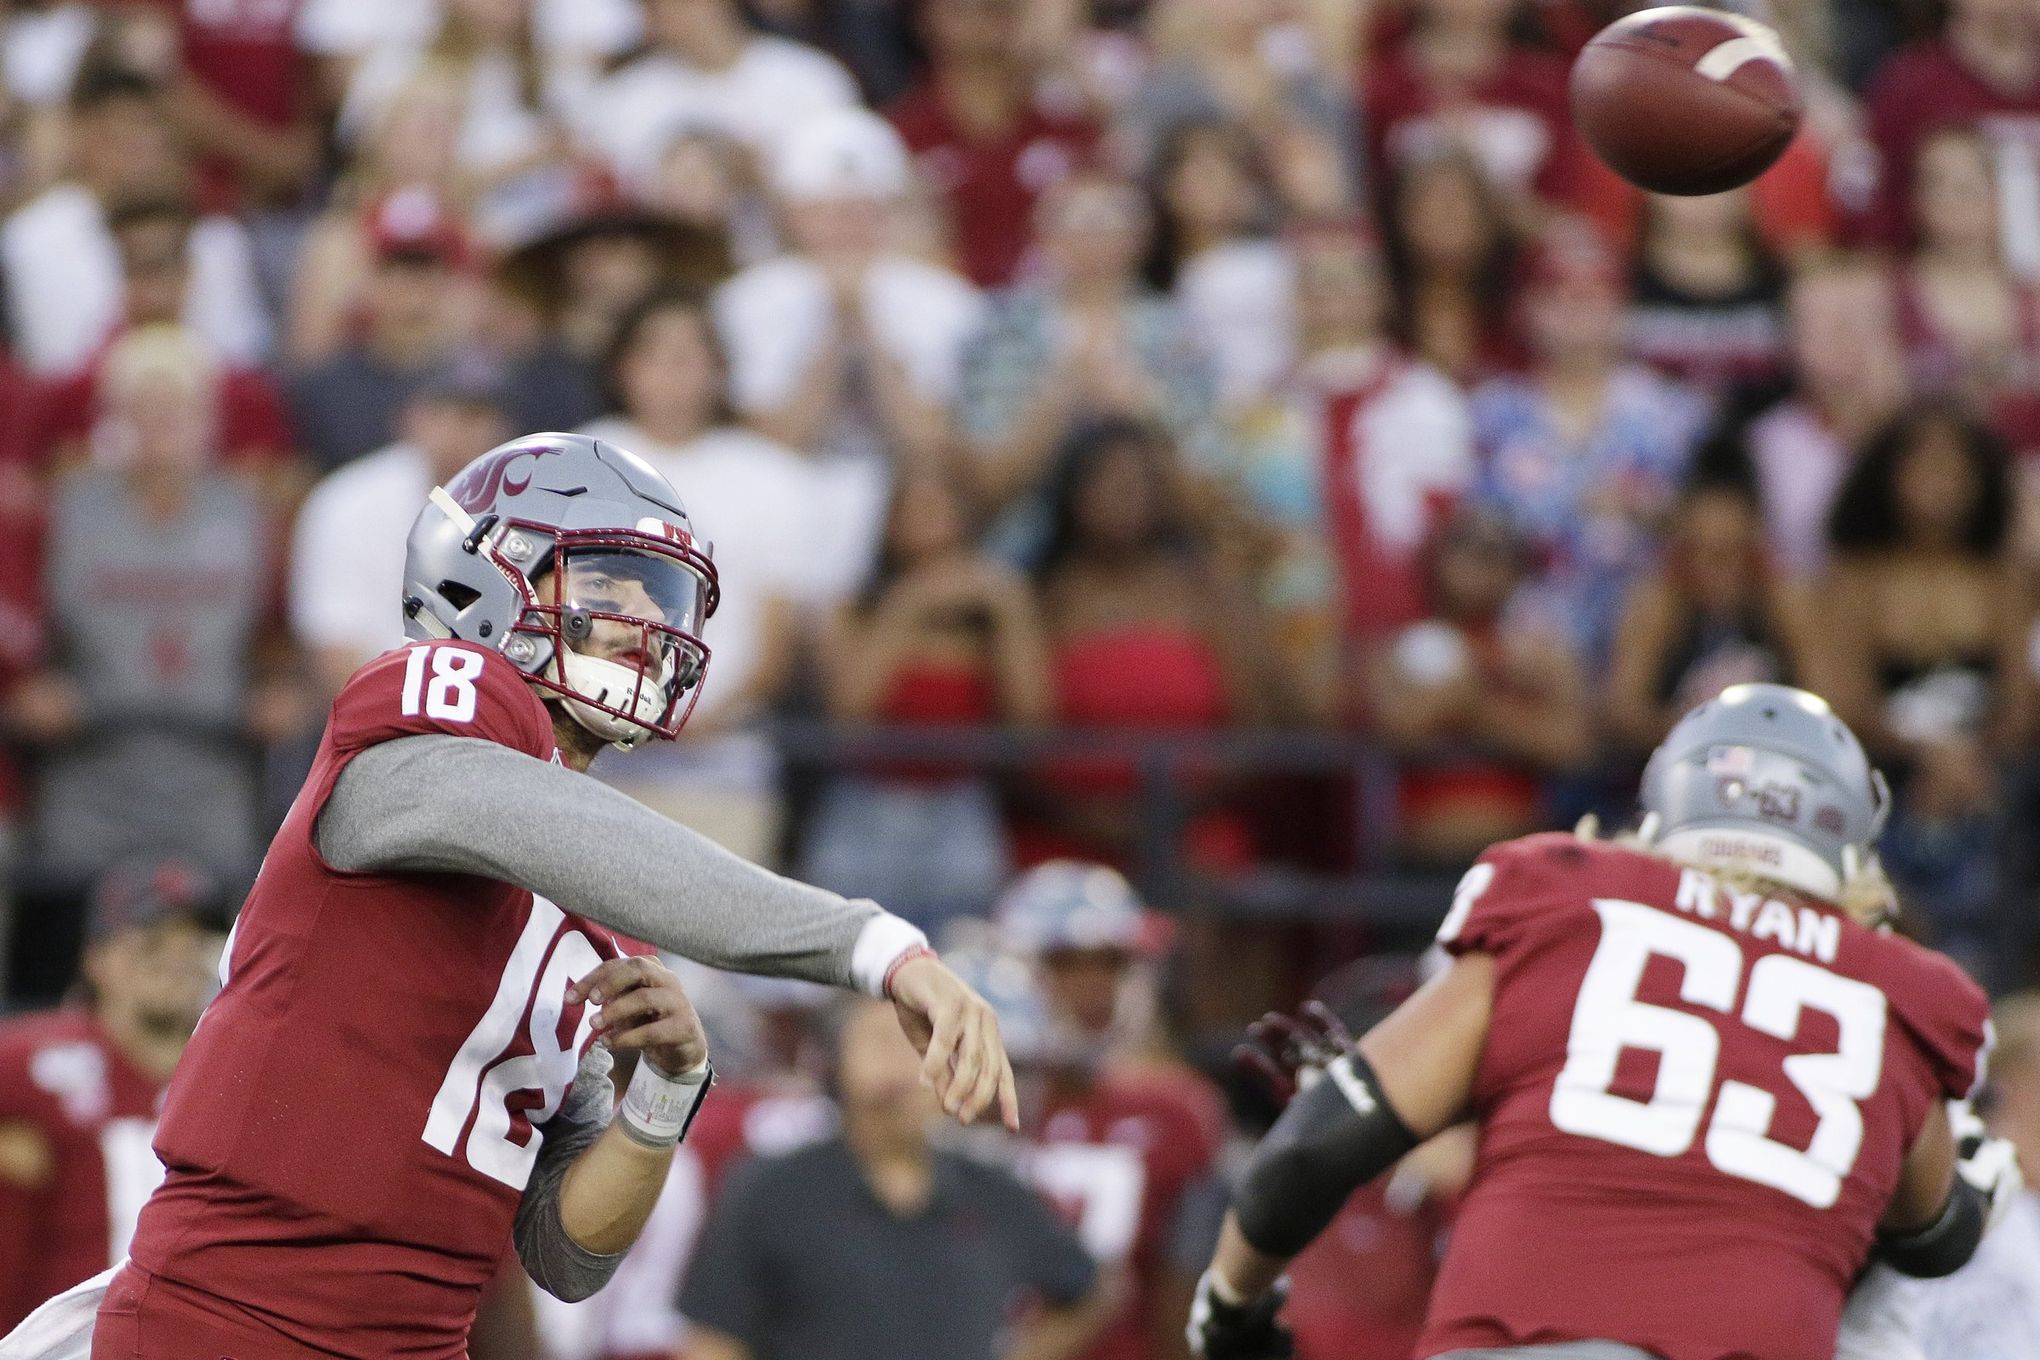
[1210,221,1475,716]
[1860,0,2040,253]
[1891,126,2040,450]
[115,0,320,212]
[32,194,296,476]
[1365,507,1589,865]
[1363,0,1585,214]
[888,0,1098,289]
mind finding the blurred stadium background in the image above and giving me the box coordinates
[2,0,2040,1354]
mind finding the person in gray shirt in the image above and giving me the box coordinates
[682,998,1116,1360]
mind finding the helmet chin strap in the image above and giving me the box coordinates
[557,647,675,751]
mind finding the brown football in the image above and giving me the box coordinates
[1569,6,1803,196]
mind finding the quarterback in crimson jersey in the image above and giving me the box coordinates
[0,864,222,1332]
[1189,684,2010,1360]
[0,435,1017,1360]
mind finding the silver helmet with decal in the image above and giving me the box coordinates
[401,432,718,749]
[1639,683,1889,900]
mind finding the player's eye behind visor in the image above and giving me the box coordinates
[556,548,710,635]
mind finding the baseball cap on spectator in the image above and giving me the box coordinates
[770,108,910,203]
[87,857,221,943]
[368,187,469,268]
[994,860,1173,958]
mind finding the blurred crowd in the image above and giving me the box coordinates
[3,0,2040,1350]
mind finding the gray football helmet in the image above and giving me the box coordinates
[1640,683,1889,900]
[401,432,718,749]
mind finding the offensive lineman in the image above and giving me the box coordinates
[1187,684,2009,1360]
[7,434,1016,1359]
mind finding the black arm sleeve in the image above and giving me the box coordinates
[1876,1173,1988,1279]
[1231,1051,1419,1259]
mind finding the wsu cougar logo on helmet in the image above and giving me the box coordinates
[449,443,560,513]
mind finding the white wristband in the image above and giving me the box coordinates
[617,1056,712,1147]
[849,913,930,997]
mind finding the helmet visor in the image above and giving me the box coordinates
[557,547,711,638]
[526,542,715,739]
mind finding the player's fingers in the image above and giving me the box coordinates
[1301,1000,1341,1041]
[605,1017,707,1068]
[592,987,670,1035]
[1232,1044,1296,1104]
[994,1050,1020,1131]
[959,1012,1004,1123]
[1265,1015,1321,1073]
[569,957,659,1006]
[1261,1012,1310,1051]
[920,1004,963,1098]
[947,1008,990,1119]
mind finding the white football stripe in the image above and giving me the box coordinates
[1695,35,1776,81]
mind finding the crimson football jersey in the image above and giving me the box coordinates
[1416,834,1991,1360]
[1027,1063,1224,1360]
[124,642,638,1359]
[0,1011,167,1330]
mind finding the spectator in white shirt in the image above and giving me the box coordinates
[574,0,858,192]
[714,107,982,584]
[296,0,642,84]
[336,0,591,247]
[288,362,512,698]
[580,287,841,865]
[582,287,837,729]
[1,68,269,378]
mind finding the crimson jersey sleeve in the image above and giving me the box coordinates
[328,642,554,762]
[1886,943,1992,1103]
[1434,832,1576,959]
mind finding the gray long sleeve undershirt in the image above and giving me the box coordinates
[514,1047,626,1302]
[315,733,883,986]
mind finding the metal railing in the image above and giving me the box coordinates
[759,718,1472,943]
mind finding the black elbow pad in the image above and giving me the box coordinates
[1877,1175,1987,1279]
[1232,1051,1419,1259]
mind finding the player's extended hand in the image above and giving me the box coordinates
[1187,1271,1294,1360]
[569,956,709,1077]
[887,955,1020,1130]
[1233,1001,1354,1107]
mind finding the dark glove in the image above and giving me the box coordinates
[1187,1271,1293,1360]
[1233,1000,1355,1107]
